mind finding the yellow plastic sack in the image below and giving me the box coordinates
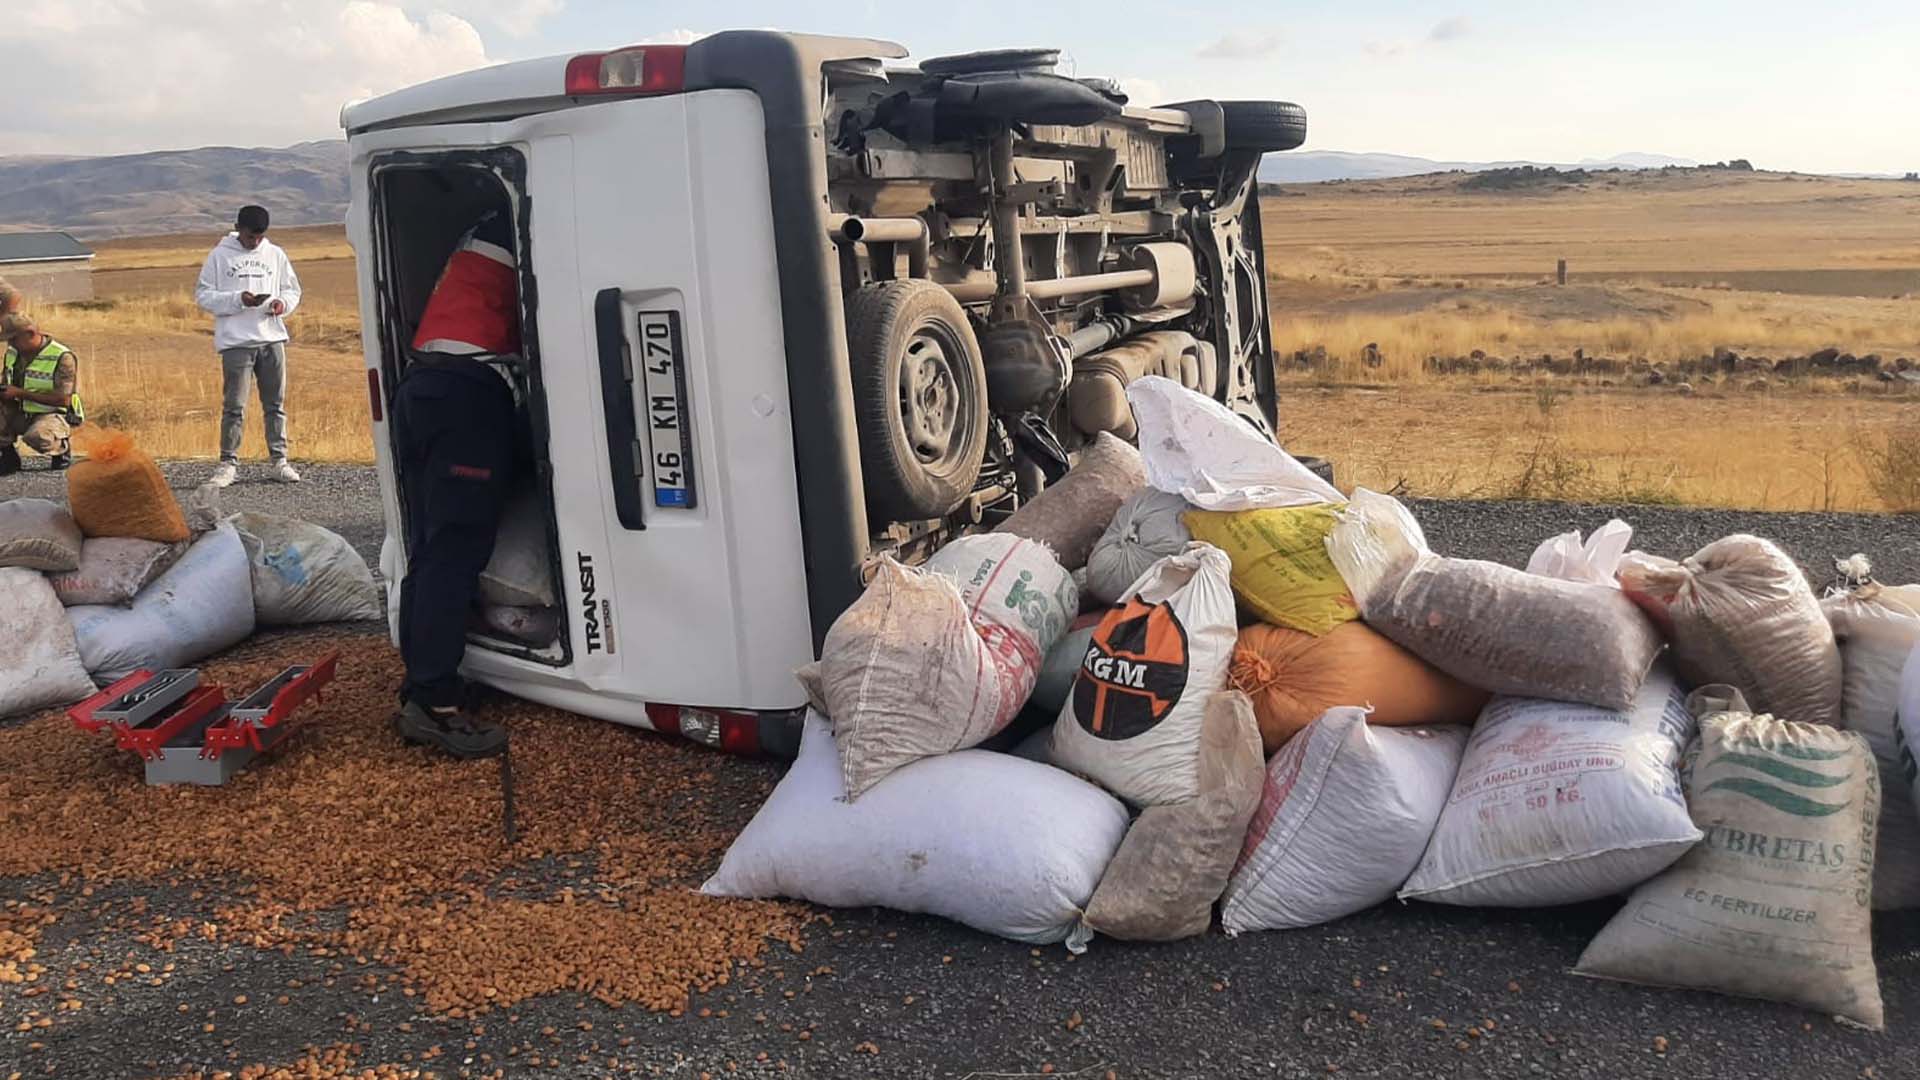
[1184,504,1357,635]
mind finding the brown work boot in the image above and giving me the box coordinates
[395,700,507,759]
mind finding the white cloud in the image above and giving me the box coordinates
[1116,77,1167,107]
[1428,16,1472,43]
[633,29,709,46]
[1364,40,1409,58]
[11,1,504,155]
[459,0,564,37]
[1196,33,1283,61]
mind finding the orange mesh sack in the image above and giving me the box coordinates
[1230,621,1489,755]
[66,431,190,543]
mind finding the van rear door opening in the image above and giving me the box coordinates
[367,150,569,666]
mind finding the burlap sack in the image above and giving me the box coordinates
[995,433,1147,571]
[0,498,83,572]
[798,536,1076,801]
[1082,691,1266,941]
[1326,490,1662,710]
[1574,687,1882,1029]
[1618,535,1842,727]
[66,431,189,543]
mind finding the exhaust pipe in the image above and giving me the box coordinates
[827,214,930,280]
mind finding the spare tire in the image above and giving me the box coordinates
[1220,100,1307,152]
[847,280,990,522]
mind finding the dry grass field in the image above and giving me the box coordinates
[50,228,373,464]
[17,167,1920,512]
[1259,168,1920,511]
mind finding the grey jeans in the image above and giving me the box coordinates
[220,343,288,463]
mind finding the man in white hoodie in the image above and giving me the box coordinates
[195,205,303,486]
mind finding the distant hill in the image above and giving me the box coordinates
[1261,150,1699,183]
[0,141,348,239]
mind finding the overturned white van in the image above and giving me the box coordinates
[342,31,1307,755]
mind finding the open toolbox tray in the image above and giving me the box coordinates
[68,653,338,786]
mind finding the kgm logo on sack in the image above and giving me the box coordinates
[1073,598,1191,741]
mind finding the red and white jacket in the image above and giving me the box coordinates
[413,227,521,358]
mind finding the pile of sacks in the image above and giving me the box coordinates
[0,433,381,718]
[706,377,1920,1030]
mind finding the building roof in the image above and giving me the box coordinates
[0,231,94,264]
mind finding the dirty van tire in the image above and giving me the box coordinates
[1220,100,1308,153]
[847,280,989,522]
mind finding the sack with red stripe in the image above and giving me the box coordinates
[1220,707,1465,932]
[797,534,1076,801]
[1049,542,1236,807]
[412,214,521,358]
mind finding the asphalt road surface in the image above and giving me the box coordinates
[4,461,1918,1078]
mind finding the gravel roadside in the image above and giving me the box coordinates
[6,460,1916,584]
[3,461,1918,1079]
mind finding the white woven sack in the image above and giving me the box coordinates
[230,512,382,625]
[68,524,256,684]
[1085,489,1193,605]
[1525,519,1632,586]
[1895,642,1920,904]
[480,490,556,608]
[703,714,1130,948]
[1049,542,1236,807]
[47,537,181,607]
[1825,582,1920,908]
[1401,665,1701,907]
[1127,376,1340,512]
[0,498,83,572]
[1220,707,1466,932]
[0,568,95,718]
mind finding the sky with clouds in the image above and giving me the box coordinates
[9,0,1917,174]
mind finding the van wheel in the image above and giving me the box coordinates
[847,280,989,521]
[1220,100,1308,152]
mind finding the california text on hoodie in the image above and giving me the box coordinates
[195,233,304,352]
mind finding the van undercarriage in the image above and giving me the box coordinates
[819,48,1302,563]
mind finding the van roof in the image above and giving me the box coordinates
[340,31,906,135]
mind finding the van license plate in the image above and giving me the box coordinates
[637,310,696,509]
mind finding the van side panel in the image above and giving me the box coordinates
[348,91,814,719]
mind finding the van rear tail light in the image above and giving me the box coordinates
[366,369,383,422]
[564,45,687,96]
[644,702,804,759]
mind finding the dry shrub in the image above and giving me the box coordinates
[1855,423,1920,512]
[1274,293,1918,381]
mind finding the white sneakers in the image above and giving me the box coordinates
[210,461,302,486]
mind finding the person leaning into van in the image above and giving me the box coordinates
[194,204,303,488]
[391,212,525,760]
[1,312,83,475]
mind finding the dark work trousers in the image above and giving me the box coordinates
[393,362,517,710]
